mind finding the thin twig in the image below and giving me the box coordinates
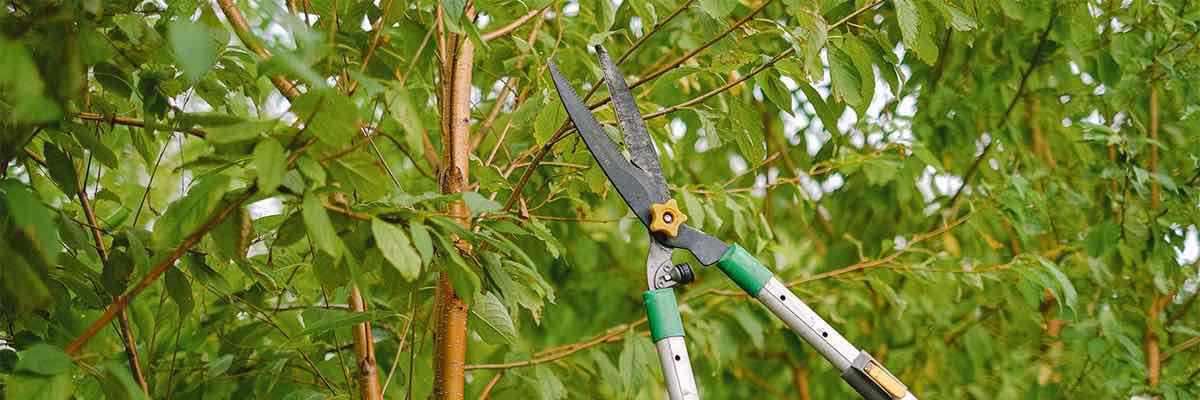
[73,154,151,394]
[481,7,546,42]
[502,0,883,212]
[72,111,206,139]
[940,8,1058,221]
[477,371,504,399]
[66,188,257,355]
[347,0,397,96]
[380,295,415,397]
[465,320,644,370]
[465,204,976,373]
[216,0,301,99]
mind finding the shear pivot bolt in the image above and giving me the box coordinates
[649,199,688,238]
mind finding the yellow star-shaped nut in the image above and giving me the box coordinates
[648,199,688,238]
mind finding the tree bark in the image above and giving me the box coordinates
[1148,64,1160,209]
[350,286,382,400]
[432,5,475,399]
[79,180,150,394]
[1147,294,1169,390]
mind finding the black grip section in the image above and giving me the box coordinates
[841,365,891,400]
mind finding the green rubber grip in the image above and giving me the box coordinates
[643,289,685,342]
[716,244,774,296]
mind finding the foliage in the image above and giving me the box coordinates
[1,0,1199,399]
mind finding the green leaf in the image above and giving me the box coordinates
[72,126,118,168]
[828,45,865,111]
[681,190,705,230]
[442,0,466,25]
[1095,53,1121,86]
[729,100,765,163]
[124,230,150,275]
[533,94,565,143]
[43,142,79,198]
[469,291,518,345]
[206,354,234,377]
[291,88,359,147]
[694,109,721,147]
[699,0,737,19]
[372,218,421,281]
[410,222,434,266]
[164,266,194,315]
[101,249,134,296]
[4,373,72,400]
[593,0,617,30]
[282,390,326,400]
[302,192,343,259]
[896,0,939,64]
[169,19,218,84]
[253,139,287,193]
[297,155,327,185]
[462,191,502,217]
[14,344,72,376]
[1,181,60,264]
[587,30,618,47]
[795,82,843,138]
[795,10,827,82]
[731,311,764,349]
[209,204,248,261]
[840,36,876,115]
[204,119,277,144]
[525,219,562,258]
[1084,220,1120,257]
[386,88,426,153]
[756,71,793,115]
[96,361,150,400]
[534,365,567,400]
[1039,258,1077,312]
[863,159,900,185]
[301,308,373,336]
[151,175,230,250]
[618,329,652,397]
[934,1,978,31]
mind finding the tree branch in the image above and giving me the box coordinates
[66,187,258,355]
[587,0,776,111]
[216,0,301,100]
[73,157,150,394]
[1148,62,1160,209]
[72,111,206,139]
[347,0,397,96]
[465,320,643,370]
[464,207,976,372]
[481,7,545,42]
[470,9,547,152]
[502,0,883,212]
[477,371,504,399]
[941,8,1058,220]
[350,286,382,400]
[433,4,476,398]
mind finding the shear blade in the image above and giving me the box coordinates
[595,45,670,201]
[548,61,660,227]
[548,58,729,266]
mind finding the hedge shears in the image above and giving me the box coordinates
[548,47,918,400]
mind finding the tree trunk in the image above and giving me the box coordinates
[432,5,475,399]
[350,286,382,400]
